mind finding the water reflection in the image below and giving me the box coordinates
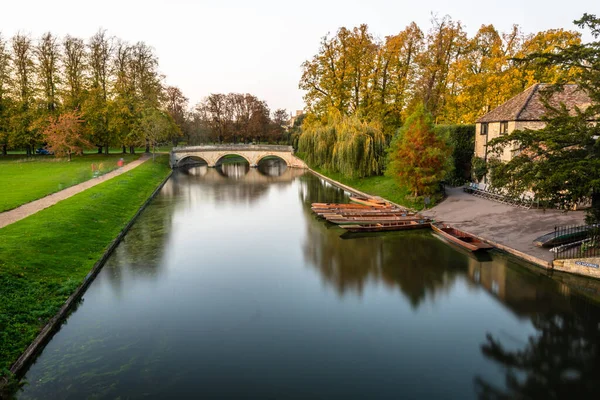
[15,160,600,400]
[102,198,175,295]
[216,162,249,179]
[162,163,304,207]
[257,157,288,177]
[476,297,600,399]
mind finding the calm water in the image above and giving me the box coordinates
[16,160,600,399]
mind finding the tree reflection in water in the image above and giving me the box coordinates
[102,193,176,294]
[298,173,466,306]
[299,173,600,397]
[475,296,600,399]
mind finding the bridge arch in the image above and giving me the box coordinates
[176,155,209,167]
[214,153,252,167]
[256,154,290,167]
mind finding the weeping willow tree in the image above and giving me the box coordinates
[298,110,386,178]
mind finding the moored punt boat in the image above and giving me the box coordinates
[339,220,431,232]
[314,208,411,215]
[431,223,493,252]
[318,212,418,219]
[533,225,596,248]
[349,196,391,207]
[311,202,381,209]
[327,216,428,225]
[314,209,414,216]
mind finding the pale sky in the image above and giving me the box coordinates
[0,0,596,113]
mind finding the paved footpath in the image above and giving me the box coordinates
[423,187,586,264]
[0,155,150,229]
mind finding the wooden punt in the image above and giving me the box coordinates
[349,196,390,207]
[316,209,412,216]
[431,223,493,252]
[319,213,414,219]
[311,202,379,209]
[339,220,431,232]
[327,216,427,225]
[533,226,595,248]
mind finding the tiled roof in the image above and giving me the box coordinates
[476,84,592,123]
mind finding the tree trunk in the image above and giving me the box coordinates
[97,145,102,154]
[2,144,6,155]
[68,151,72,162]
[105,142,109,154]
[122,145,127,154]
[130,146,135,154]
[26,145,31,156]
[145,138,150,153]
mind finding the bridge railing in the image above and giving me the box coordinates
[171,144,294,153]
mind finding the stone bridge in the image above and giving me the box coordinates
[170,144,307,169]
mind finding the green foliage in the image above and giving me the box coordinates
[435,124,475,184]
[0,156,171,378]
[471,156,488,182]
[387,105,452,196]
[298,110,385,178]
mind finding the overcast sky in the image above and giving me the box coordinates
[0,0,595,114]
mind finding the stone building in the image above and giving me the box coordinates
[474,83,592,163]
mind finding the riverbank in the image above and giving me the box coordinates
[0,156,171,384]
[307,166,438,210]
[308,168,600,282]
[0,155,150,229]
[0,153,140,213]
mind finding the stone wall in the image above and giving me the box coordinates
[553,257,600,280]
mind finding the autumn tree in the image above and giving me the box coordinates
[36,32,60,113]
[164,85,188,145]
[136,107,176,161]
[84,29,112,154]
[0,34,11,155]
[43,111,91,160]
[62,35,87,109]
[271,108,289,143]
[387,104,452,196]
[377,22,424,129]
[10,33,37,155]
[195,93,275,144]
[412,15,466,120]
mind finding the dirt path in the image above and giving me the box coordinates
[0,155,150,229]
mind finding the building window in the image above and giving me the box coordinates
[499,121,509,135]
[480,123,488,135]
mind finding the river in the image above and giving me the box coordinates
[16,160,600,399]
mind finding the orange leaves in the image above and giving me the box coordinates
[42,111,91,159]
[387,105,452,197]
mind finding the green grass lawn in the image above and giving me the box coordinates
[0,154,140,212]
[0,156,171,379]
[311,166,432,210]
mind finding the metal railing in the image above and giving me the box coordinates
[552,224,600,260]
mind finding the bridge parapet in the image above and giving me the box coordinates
[172,144,294,153]
[170,144,307,169]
